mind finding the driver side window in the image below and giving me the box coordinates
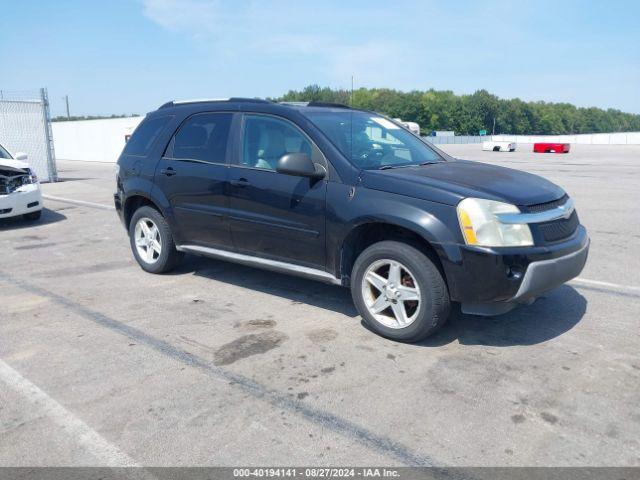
[241,115,314,171]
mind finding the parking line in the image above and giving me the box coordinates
[0,359,138,467]
[35,194,640,296]
[1,272,438,468]
[572,277,640,292]
[39,193,640,297]
[43,194,115,211]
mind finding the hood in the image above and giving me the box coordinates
[0,158,30,173]
[361,159,565,207]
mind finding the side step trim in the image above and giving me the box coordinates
[177,244,343,286]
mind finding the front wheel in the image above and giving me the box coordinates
[129,206,183,274]
[351,241,450,342]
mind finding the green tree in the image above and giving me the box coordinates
[278,86,640,135]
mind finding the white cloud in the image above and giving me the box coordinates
[142,0,220,36]
[140,0,415,85]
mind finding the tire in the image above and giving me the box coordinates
[23,210,42,221]
[129,205,183,274]
[351,241,450,342]
[493,146,500,152]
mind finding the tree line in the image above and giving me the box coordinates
[278,85,640,135]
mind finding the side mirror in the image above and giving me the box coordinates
[276,153,325,179]
[14,152,28,161]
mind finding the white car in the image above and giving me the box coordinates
[0,144,43,221]
[482,140,516,152]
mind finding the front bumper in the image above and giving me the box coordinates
[441,226,589,315]
[0,184,42,219]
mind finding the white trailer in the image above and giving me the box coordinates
[482,140,516,152]
[393,119,420,136]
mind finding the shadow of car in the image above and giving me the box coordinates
[0,208,67,231]
[180,255,586,346]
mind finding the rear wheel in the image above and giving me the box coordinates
[129,206,183,273]
[493,146,501,152]
[351,241,450,342]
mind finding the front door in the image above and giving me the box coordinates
[154,112,235,248]
[227,114,327,269]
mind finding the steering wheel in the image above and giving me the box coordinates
[356,143,387,167]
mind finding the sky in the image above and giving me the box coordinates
[1,0,639,117]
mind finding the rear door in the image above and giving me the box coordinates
[227,113,328,269]
[154,112,236,248]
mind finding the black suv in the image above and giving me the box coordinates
[115,98,589,342]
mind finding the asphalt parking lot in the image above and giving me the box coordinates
[1,144,639,467]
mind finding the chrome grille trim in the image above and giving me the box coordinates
[497,198,575,224]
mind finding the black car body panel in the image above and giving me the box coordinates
[362,159,566,206]
[115,99,588,314]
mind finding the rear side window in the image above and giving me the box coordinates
[167,112,233,164]
[123,116,172,156]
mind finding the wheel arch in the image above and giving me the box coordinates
[337,219,451,286]
[123,193,164,231]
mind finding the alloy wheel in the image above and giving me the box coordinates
[361,259,421,328]
[134,217,162,264]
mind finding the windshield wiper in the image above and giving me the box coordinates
[378,161,438,170]
[378,164,414,170]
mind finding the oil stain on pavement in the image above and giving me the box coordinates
[213,331,288,366]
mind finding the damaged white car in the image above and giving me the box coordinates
[0,144,42,221]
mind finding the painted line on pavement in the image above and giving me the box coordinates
[0,359,138,467]
[1,271,441,469]
[572,277,640,293]
[39,195,640,294]
[43,194,115,211]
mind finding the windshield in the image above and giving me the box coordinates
[0,144,11,159]
[302,110,442,170]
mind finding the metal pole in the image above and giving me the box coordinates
[65,95,70,120]
[40,88,58,182]
[350,76,354,106]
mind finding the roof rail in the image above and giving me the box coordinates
[279,101,353,109]
[307,101,351,109]
[159,97,272,109]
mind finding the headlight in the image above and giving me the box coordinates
[457,198,533,247]
[26,168,38,184]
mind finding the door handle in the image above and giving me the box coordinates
[230,178,250,187]
[160,167,177,176]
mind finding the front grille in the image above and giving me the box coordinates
[524,194,569,213]
[538,210,579,242]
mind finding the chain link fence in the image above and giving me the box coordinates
[0,88,57,182]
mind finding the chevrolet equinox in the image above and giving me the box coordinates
[115,99,589,342]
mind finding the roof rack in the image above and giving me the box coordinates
[278,101,353,109]
[307,101,351,109]
[159,97,272,109]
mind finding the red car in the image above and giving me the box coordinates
[533,142,570,153]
